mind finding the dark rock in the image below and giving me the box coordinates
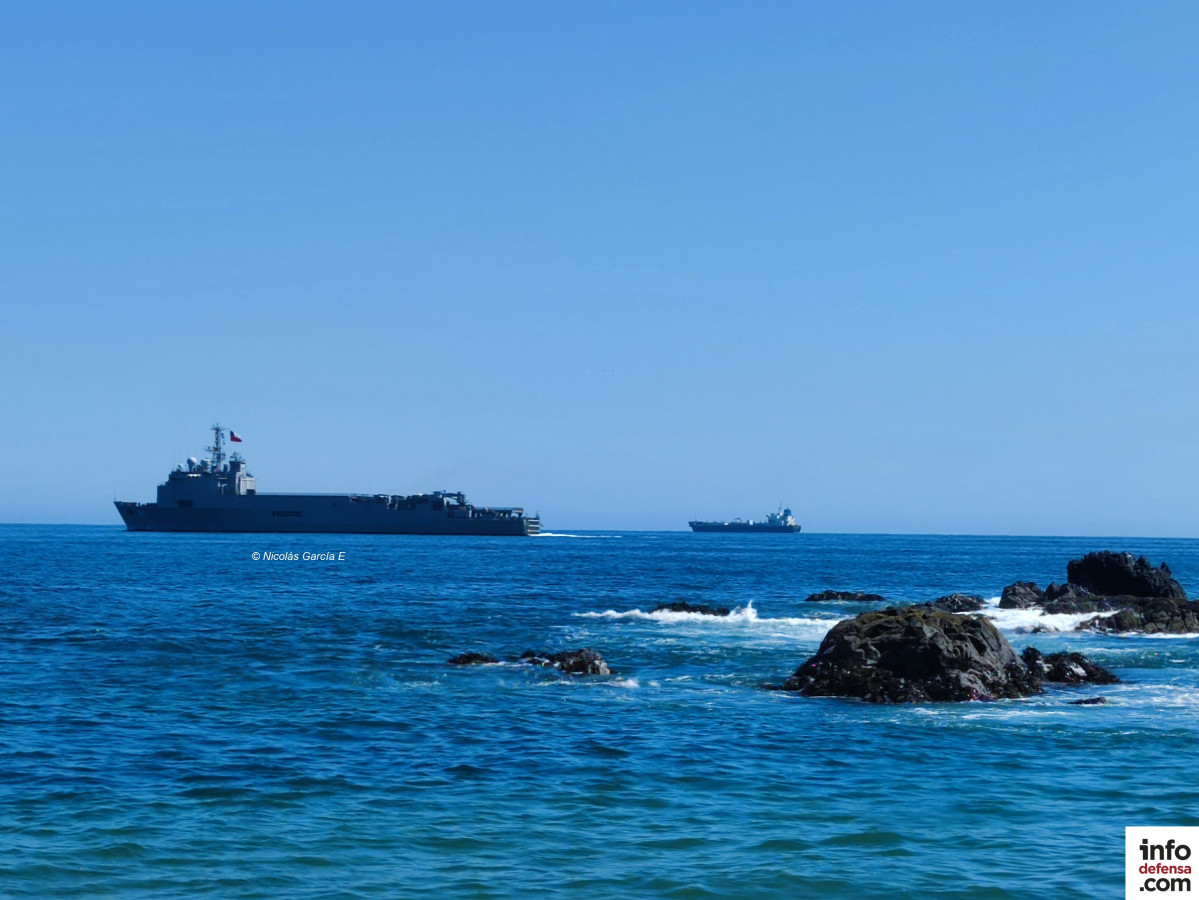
[1021,647,1118,684]
[1081,597,1199,635]
[518,648,611,675]
[999,581,1045,609]
[1040,583,1118,615]
[1084,608,1142,633]
[998,554,1189,629]
[780,606,1041,703]
[550,649,612,675]
[925,593,986,613]
[1044,582,1092,602]
[1066,551,1186,600]
[447,652,500,666]
[1068,697,1108,706]
[804,590,888,604]
[652,601,731,616]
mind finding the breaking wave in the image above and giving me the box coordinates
[979,596,1199,637]
[982,603,1100,634]
[575,600,843,632]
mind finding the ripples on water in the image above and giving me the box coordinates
[3,527,1198,898]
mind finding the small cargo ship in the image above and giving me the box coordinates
[689,507,800,533]
[115,425,540,535]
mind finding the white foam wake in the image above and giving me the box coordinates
[532,532,621,539]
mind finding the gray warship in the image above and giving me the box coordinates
[115,425,541,536]
[689,507,800,533]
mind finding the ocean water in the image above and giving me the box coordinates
[3,526,1199,898]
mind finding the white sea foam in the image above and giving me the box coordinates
[577,600,758,625]
[975,595,1199,639]
[984,607,1099,634]
[1107,631,1199,639]
[574,600,843,644]
[972,596,1095,634]
[576,600,836,628]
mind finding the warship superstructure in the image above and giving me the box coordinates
[689,507,800,533]
[115,425,540,535]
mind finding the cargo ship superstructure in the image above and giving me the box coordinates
[689,507,800,533]
[115,425,540,535]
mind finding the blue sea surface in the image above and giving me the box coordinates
[3,526,1198,898]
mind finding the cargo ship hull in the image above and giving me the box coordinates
[688,522,800,533]
[688,507,800,533]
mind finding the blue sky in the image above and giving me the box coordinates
[2,2,1197,533]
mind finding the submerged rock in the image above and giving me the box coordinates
[779,606,1040,703]
[999,581,1045,609]
[924,593,986,613]
[804,590,888,604]
[652,601,731,616]
[551,649,611,675]
[447,652,501,666]
[1068,697,1108,706]
[1021,648,1118,684]
[519,648,612,676]
[1066,551,1186,600]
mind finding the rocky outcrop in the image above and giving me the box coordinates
[519,649,612,675]
[1021,648,1118,685]
[1040,583,1118,615]
[924,593,986,613]
[1066,551,1186,600]
[1081,598,1199,635]
[1000,581,1044,609]
[778,606,1041,703]
[804,590,888,604]
[447,652,501,666]
[996,553,1193,633]
[652,601,731,616]
[773,606,1121,703]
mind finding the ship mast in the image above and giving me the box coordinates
[207,423,226,472]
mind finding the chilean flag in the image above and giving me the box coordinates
[229,430,243,442]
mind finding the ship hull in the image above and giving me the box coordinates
[116,496,538,536]
[688,522,800,533]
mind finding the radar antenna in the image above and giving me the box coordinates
[207,423,227,472]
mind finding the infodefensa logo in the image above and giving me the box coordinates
[1128,828,1198,897]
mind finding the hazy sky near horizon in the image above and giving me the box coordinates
[2,2,1198,533]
